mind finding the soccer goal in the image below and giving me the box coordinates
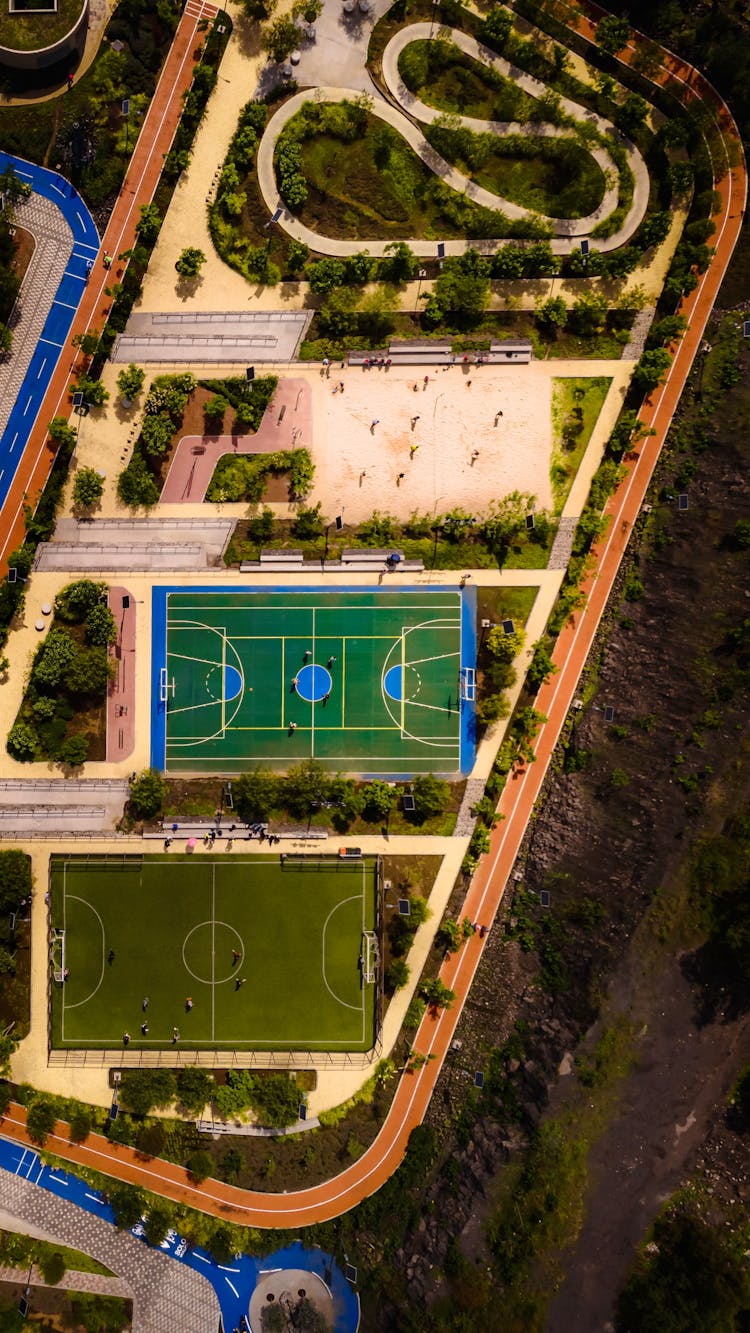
[460,667,476,702]
[51,929,65,984]
[362,931,379,984]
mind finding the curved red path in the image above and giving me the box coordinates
[0,0,219,573]
[0,5,746,1227]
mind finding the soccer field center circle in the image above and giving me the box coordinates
[182,919,245,985]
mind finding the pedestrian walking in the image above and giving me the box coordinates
[411,416,420,429]
[327,655,336,667]
[235,977,247,990]
[466,380,472,387]
[227,838,233,850]
[142,996,149,1010]
[423,375,429,388]
[164,838,171,850]
[410,444,419,458]
[172,1028,180,1043]
[360,470,367,482]
[289,721,298,732]
[470,449,480,463]
[232,949,240,965]
[123,1031,130,1045]
[103,253,112,269]
[67,71,74,90]
[322,691,331,705]
[141,1022,149,1036]
[185,997,193,1011]
[370,418,379,430]
[396,472,405,486]
[339,381,345,392]
[291,675,299,691]
[303,649,311,661]
[108,949,115,965]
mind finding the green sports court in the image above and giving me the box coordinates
[50,854,378,1053]
[150,586,476,775]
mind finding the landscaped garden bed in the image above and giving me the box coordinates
[398,36,547,123]
[115,372,312,508]
[6,581,115,766]
[550,376,611,511]
[224,498,556,571]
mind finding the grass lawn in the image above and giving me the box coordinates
[0,0,81,51]
[397,38,545,124]
[294,123,466,243]
[51,854,378,1052]
[550,377,612,513]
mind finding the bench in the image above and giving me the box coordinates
[259,549,304,564]
[341,548,401,564]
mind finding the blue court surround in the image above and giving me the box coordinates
[0,1134,360,1332]
[0,153,99,513]
[150,583,477,777]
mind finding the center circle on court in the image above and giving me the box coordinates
[295,663,332,703]
[182,921,245,985]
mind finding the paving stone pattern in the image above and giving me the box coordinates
[0,1175,221,1333]
[0,1264,131,1298]
[453,778,485,837]
[548,515,579,570]
[0,195,73,441]
[621,306,656,360]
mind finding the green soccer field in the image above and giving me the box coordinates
[151,586,476,775]
[50,855,378,1052]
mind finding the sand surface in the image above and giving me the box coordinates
[309,360,553,522]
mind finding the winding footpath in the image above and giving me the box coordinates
[256,21,649,256]
[0,4,746,1230]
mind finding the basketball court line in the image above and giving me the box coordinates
[154,586,474,775]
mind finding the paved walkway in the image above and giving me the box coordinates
[0,1264,130,1299]
[381,24,648,239]
[160,378,312,502]
[0,1174,220,1333]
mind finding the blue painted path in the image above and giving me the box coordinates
[0,153,99,514]
[0,1134,360,1332]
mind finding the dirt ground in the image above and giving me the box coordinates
[365,293,750,1327]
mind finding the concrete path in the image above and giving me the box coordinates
[0,1263,130,1299]
[255,27,650,257]
[382,24,647,237]
[160,378,311,502]
[0,1176,220,1333]
[0,779,128,833]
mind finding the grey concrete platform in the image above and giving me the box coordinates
[112,310,312,363]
